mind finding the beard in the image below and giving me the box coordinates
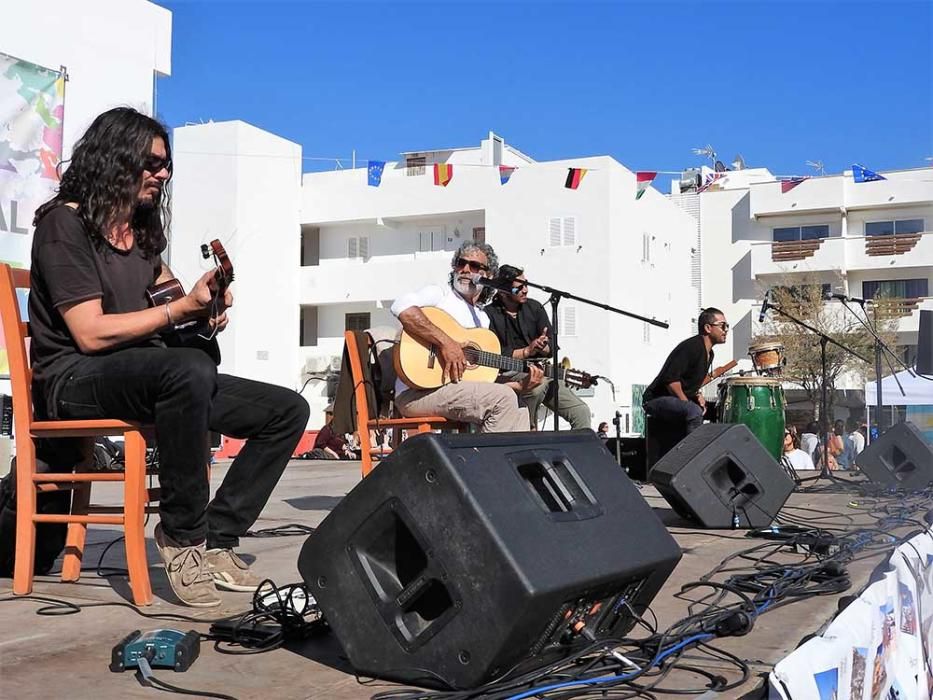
[452,275,475,296]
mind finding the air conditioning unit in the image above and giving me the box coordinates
[680,168,702,192]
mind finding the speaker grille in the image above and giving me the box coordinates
[918,310,933,375]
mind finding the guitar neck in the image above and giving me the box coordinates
[463,347,557,378]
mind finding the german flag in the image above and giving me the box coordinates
[434,163,453,187]
[564,167,587,190]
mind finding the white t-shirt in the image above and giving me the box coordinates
[800,433,819,460]
[391,284,489,397]
[782,449,814,471]
[848,430,865,455]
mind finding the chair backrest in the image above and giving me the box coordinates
[343,331,373,438]
[0,264,33,441]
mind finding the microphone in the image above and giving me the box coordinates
[758,289,771,323]
[824,291,867,305]
[469,273,514,292]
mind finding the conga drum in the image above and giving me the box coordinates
[748,342,785,376]
[717,377,786,460]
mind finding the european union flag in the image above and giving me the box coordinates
[367,160,385,187]
[852,164,886,183]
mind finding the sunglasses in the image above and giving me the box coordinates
[455,257,489,273]
[709,321,730,330]
[510,281,529,293]
[143,155,172,173]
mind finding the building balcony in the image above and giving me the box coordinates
[846,231,933,272]
[750,236,846,279]
[299,251,454,305]
[843,171,933,212]
[749,177,844,219]
[751,232,933,279]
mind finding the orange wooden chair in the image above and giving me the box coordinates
[0,264,158,606]
[344,330,463,477]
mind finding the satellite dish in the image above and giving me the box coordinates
[714,160,727,173]
[732,154,746,170]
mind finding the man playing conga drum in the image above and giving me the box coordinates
[642,308,729,435]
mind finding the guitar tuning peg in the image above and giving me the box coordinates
[200,244,210,259]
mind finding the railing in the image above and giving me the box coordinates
[770,239,824,262]
[864,233,922,257]
[868,296,922,318]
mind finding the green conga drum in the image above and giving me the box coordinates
[717,377,786,460]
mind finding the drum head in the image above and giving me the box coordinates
[748,342,784,353]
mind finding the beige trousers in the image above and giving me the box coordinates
[395,382,529,433]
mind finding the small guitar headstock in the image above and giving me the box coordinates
[207,239,235,287]
[563,368,597,390]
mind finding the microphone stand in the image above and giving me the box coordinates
[765,302,872,483]
[524,280,669,431]
[835,299,909,437]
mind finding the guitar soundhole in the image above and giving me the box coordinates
[462,342,481,370]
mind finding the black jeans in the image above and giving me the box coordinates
[643,396,705,434]
[47,346,310,548]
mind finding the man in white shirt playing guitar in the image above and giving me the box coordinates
[391,241,543,432]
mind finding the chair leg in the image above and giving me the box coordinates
[123,431,153,606]
[13,448,38,596]
[61,483,91,582]
[359,425,374,478]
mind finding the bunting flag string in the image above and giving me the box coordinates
[779,175,809,193]
[852,163,886,183]
[635,171,657,200]
[565,167,587,190]
[367,160,385,187]
[434,163,453,187]
[696,172,724,193]
[499,165,515,185]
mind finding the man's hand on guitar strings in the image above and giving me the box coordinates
[520,364,545,392]
[439,339,467,383]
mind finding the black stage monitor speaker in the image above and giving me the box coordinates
[918,310,933,375]
[649,423,794,529]
[298,430,682,690]
[856,422,933,491]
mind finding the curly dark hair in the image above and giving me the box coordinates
[33,107,171,257]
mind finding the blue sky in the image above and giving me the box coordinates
[154,1,931,183]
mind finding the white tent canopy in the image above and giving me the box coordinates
[864,369,933,406]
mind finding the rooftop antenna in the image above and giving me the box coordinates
[805,160,826,176]
[732,154,746,170]
[692,145,717,166]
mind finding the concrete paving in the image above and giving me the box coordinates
[0,459,923,700]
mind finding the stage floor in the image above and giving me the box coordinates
[1,459,926,700]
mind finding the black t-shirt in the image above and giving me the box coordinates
[642,335,713,403]
[29,205,164,415]
[486,298,553,358]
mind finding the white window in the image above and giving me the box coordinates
[642,233,652,263]
[406,155,425,176]
[643,323,651,344]
[559,305,577,337]
[548,216,576,247]
[347,236,370,260]
[418,227,448,252]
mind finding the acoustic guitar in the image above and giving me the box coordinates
[146,239,234,342]
[395,307,596,391]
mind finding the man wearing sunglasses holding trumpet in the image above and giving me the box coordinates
[391,241,541,432]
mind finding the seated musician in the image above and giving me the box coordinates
[28,108,310,607]
[390,242,541,432]
[485,265,590,430]
[642,308,729,435]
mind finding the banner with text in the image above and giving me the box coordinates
[0,52,65,374]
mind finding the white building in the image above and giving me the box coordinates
[171,126,702,430]
[679,165,933,413]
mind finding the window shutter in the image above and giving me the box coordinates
[561,306,577,337]
[549,218,562,247]
[359,236,369,260]
[347,237,357,258]
[563,217,576,246]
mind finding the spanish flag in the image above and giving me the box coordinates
[565,167,587,190]
[434,163,453,187]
